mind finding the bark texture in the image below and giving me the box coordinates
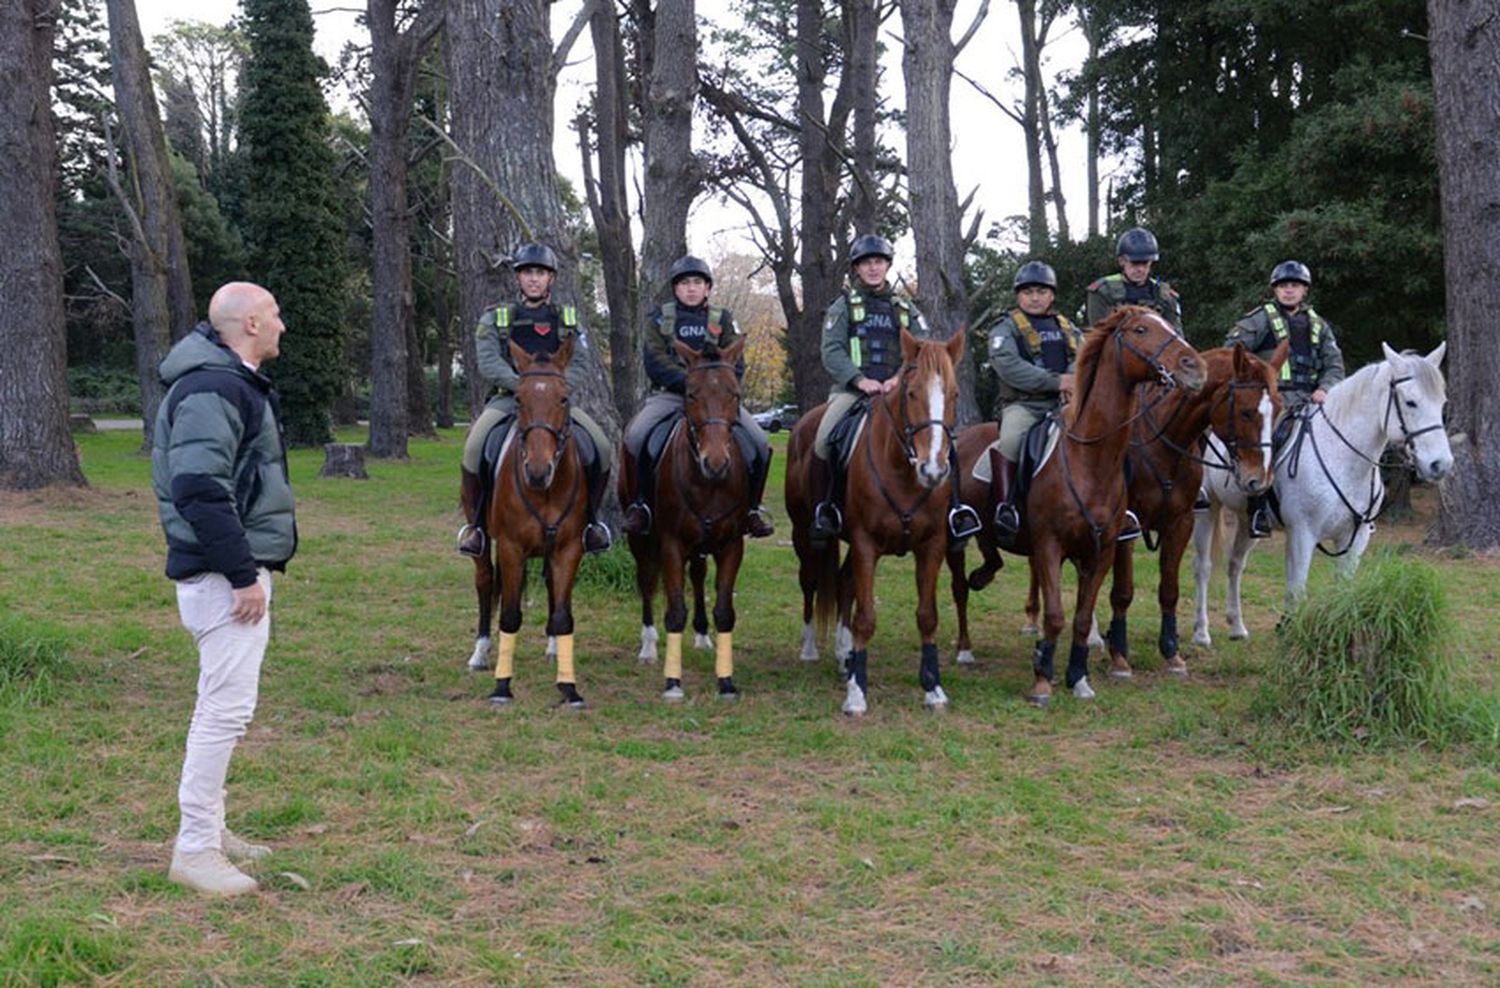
[1429,0,1500,547]
[0,0,86,488]
[635,0,698,311]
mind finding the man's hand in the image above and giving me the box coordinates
[1058,372,1075,405]
[856,377,884,396]
[231,581,267,624]
[1311,388,1327,404]
[880,376,900,394]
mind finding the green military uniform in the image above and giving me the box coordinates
[813,283,929,460]
[986,307,1083,461]
[461,299,612,474]
[1084,273,1182,330]
[1225,302,1344,417]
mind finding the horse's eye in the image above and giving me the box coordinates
[1405,399,1417,409]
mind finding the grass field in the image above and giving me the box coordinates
[1,427,1496,986]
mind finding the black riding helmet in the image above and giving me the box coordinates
[512,242,559,272]
[1115,227,1159,262]
[669,255,714,286]
[1013,260,1058,292]
[1269,259,1312,286]
[849,234,895,264]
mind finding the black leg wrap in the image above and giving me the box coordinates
[717,676,738,696]
[1032,639,1056,682]
[1159,613,1179,659]
[919,643,941,692]
[1065,642,1090,689]
[489,678,513,702]
[1107,617,1128,658]
[848,648,869,692]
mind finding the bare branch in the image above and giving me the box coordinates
[415,112,533,239]
[554,0,598,68]
[953,0,989,54]
[84,265,132,312]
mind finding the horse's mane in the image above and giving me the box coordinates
[910,333,957,387]
[1068,306,1150,422]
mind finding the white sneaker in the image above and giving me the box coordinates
[221,829,272,863]
[169,848,258,897]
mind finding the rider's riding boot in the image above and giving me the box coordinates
[745,448,775,538]
[1247,493,1274,539]
[947,444,982,540]
[1117,508,1143,542]
[1193,485,1211,513]
[581,447,613,554]
[622,447,653,536]
[456,468,487,557]
[808,455,841,544]
[990,449,1020,540]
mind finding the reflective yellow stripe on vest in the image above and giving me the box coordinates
[1011,309,1078,361]
[846,290,910,332]
[1263,303,1325,381]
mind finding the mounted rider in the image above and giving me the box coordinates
[1224,259,1345,538]
[619,254,774,539]
[456,243,613,557]
[806,235,981,546]
[1083,226,1183,330]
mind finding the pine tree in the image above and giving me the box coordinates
[239,0,348,444]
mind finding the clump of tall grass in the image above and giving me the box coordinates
[1255,551,1490,748]
[0,616,71,705]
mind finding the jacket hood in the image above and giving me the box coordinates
[159,322,257,386]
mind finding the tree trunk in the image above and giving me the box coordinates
[844,0,880,235]
[583,2,640,424]
[106,0,198,446]
[899,0,979,424]
[0,0,86,489]
[1015,0,1047,253]
[1429,0,1500,547]
[1084,11,1100,239]
[636,0,698,311]
[448,0,620,511]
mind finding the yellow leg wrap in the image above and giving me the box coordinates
[715,632,733,679]
[664,633,683,680]
[554,634,575,684]
[495,632,517,680]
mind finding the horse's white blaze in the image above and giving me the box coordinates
[1257,391,1273,476]
[924,375,946,477]
[468,636,492,671]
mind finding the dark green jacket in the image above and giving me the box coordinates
[643,302,744,393]
[1225,302,1345,397]
[151,323,297,588]
[1084,273,1182,330]
[986,308,1084,418]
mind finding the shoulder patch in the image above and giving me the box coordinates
[1087,279,1105,291]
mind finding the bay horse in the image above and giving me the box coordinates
[465,337,590,708]
[623,336,752,701]
[946,306,1204,705]
[786,328,965,716]
[1192,342,1451,644]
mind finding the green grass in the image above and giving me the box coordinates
[0,427,1495,985]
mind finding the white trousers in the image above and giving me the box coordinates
[173,568,271,853]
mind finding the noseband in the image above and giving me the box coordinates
[1068,319,1194,444]
[516,368,571,476]
[879,364,956,468]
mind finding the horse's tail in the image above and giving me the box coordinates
[812,541,840,640]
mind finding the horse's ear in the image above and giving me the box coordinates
[672,338,697,366]
[1426,340,1447,368]
[722,334,748,365]
[556,333,575,368]
[945,325,965,366]
[900,327,919,365]
[1269,338,1291,374]
[509,339,532,371]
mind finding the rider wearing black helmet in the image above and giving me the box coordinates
[1224,259,1345,538]
[1083,227,1183,330]
[981,260,1104,546]
[457,243,614,557]
[618,255,775,538]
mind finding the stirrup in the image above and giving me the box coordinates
[622,501,653,536]
[456,524,487,557]
[1249,507,1273,539]
[812,501,842,536]
[948,504,982,540]
[746,506,774,538]
[994,502,1021,538]
[1193,488,1210,513]
[583,521,613,555]
[1116,509,1143,543]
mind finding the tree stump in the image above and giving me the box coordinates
[320,442,368,479]
[69,414,96,434]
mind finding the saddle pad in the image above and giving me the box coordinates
[829,407,869,471]
[481,418,516,486]
[970,420,1061,483]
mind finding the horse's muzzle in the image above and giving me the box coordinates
[524,462,555,489]
[917,461,951,489]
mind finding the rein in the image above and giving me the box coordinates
[673,359,749,552]
[509,368,580,549]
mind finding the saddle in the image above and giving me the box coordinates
[479,414,598,499]
[1010,414,1063,520]
[1264,407,1315,527]
[828,398,871,472]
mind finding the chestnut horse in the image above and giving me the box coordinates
[623,337,752,701]
[466,338,590,708]
[786,329,965,716]
[946,307,1203,705]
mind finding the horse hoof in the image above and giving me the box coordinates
[488,694,512,707]
[955,649,976,666]
[966,569,994,592]
[1027,693,1050,708]
[1072,677,1096,700]
[557,697,586,710]
[1021,623,1040,637]
[799,647,820,663]
[661,685,684,702]
[468,656,491,672]
[1108,668,1133,680]
[1191,632,1212,648]
[924,686,949,711]
[638,652,657,665]
[467,637,492,671]
[694,633,713,651]
[717,688,739,701]
[1229,630,1249,642]
[842,682,868,717]
[1164,659,1189,677]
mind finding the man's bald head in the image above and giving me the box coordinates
[207,282,285,366]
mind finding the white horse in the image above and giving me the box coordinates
[1192,342,1451,645]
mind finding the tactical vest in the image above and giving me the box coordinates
[995,309,1077,402]
[658,301,728,351]
[846,289,910,383]
[1262,303,1326,391]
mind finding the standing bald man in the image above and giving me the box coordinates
[152,282,298,896]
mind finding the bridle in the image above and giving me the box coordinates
[682,359,740,467]
[510,367,579,546]
[674,358,750,549]
[863,361,957,555]
[1066,317,1194,444]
